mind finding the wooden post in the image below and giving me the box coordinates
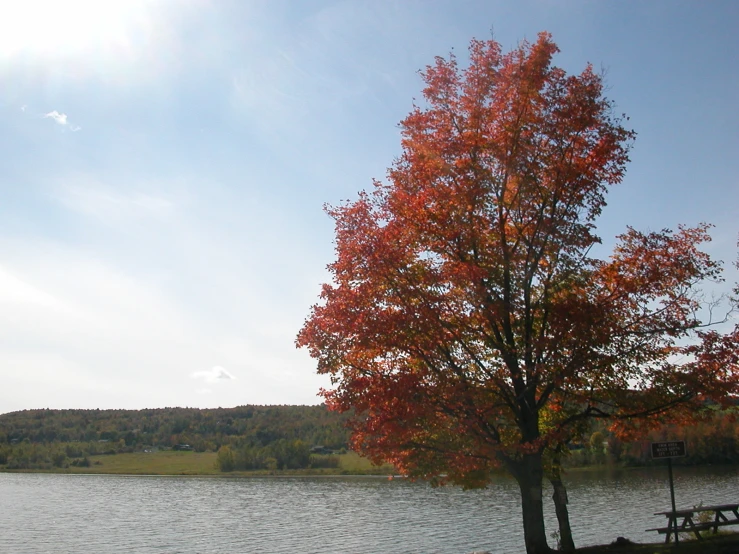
[668,457,679,545]
[651,441,686,545]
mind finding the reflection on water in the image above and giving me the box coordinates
[0,466,737,553]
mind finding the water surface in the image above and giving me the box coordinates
[1,466,737,553]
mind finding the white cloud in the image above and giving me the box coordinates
[0,179,332,411]
[42,110,81,130]
[0,239,218,410]
[44,110,68,125]
[0,266,67,310]
[192,366,236,384]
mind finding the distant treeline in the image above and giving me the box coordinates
[565,407,739,468]
[214,441,342,472]
[0,405,351,470]
[1,404,737,472]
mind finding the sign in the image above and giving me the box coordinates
[651,440,686,543]
[651,441,686,459]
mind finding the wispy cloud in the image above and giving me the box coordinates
[192,366,236,384]
[0,231,331,411]
[44,110,67,125]
[43,110,81,131]
[0,265,66,309]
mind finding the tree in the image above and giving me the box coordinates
[297,33,739,554]
[216,445,235,472]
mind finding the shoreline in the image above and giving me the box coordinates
[0,449,396,477]
[3,453,736,478]
[0,467,398,477]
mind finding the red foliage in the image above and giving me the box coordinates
[297,32,738,553]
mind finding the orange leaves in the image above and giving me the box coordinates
[296,31,736,491]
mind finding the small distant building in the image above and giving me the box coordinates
[310,445,333,455]
[173,444,193,451]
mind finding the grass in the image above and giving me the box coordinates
[331,450,395,474]
[70,451,220,475]
[56,450,395,476]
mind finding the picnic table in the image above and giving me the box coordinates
[647,503,739,543]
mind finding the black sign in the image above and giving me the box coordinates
[651,441,686,459]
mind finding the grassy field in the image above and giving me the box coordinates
[332,450,395,474]
[70,451,220,475]
[61,450,395,476]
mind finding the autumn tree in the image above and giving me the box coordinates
[297,33,739,554]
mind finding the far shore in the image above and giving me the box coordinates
[0,450,396,477]
[4,450,735,479]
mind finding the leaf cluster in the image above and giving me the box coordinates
[297,33,739,484]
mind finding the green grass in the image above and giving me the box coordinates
[56,450,395,476]
[333,451,395,474]
[70,451,220,475]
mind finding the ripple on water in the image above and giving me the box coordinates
[0,467,737,553]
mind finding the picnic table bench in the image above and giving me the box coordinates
[647,503,739,543]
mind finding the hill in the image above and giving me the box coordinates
[0,405,352,471]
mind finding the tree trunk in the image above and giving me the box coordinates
[550,471,575,551]
[508,453,553,554]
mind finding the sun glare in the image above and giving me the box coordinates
[0,0,151,60]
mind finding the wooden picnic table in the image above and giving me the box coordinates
[647,503,739,543]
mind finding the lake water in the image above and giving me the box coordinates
[1,466,737,553]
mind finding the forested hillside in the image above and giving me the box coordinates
[1,404,737,472]
[0,405,351,469]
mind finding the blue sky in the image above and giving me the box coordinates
[0,0,737,412]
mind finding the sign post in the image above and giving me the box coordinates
[651,441,686,544]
